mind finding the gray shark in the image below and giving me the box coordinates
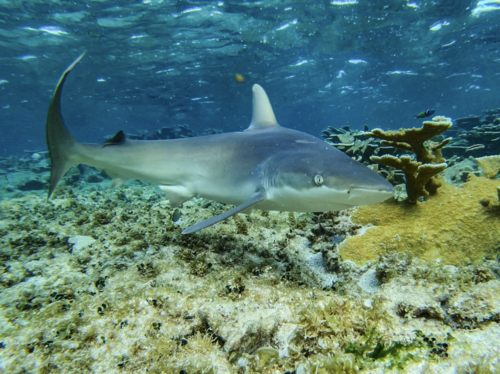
[46,53,394,234]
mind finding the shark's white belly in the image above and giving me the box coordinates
[255,185,353,212]
[192,179,257,206]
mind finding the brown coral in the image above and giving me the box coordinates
[367,117,452,163]
[367,116,452,202]
[370,155,447,202]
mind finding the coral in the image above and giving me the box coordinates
[476,155,500,179]
[367,116,452,202]
[371,155,447,202]
[367,117,452,164]
[447,108,500,158]
[339,175,500,265]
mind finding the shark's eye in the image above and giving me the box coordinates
[314,174,324,186]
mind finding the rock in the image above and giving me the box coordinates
[5,171,47,191]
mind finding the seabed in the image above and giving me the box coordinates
[0,155,500,373]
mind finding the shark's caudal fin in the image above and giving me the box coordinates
[46,52,86,199]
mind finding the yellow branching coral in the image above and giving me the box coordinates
[366,116,452,202]
[367,117,452,164]
[370,155,447,202]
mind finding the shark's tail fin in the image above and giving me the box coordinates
[46,52,87,199]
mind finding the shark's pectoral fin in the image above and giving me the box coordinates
[182,190,267,235]
[159,185,194,207]
[110,177,127,189]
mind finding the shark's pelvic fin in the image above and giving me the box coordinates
[107,173,127,189]
[46,51,87,199]
[247,84,279,130]
[181,189,267,234]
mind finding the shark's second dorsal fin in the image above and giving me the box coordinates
[247,84,279,130]
[103,130,127,147]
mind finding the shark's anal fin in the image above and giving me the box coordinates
[182,189,267,234]
[159,185,194,207]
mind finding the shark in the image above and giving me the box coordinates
[46,53,394,234]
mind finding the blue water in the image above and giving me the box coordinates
[0,0,499,157]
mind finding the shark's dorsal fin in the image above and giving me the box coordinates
[103,130,127,147]
[247,84,279,130]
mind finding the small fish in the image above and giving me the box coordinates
[172,208,182,222]
[414,109,435,119]
[235,73,245,83]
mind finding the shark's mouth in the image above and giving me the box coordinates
[348,188,394,205]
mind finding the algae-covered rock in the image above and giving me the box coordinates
[4,171,48,191]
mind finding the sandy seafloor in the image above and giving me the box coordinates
[0,155,500,374]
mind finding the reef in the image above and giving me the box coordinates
[445,108,500,158]
[321,125,406,163]
[476,155,500,179]
[367,116,452,202]
[1,151,500,373]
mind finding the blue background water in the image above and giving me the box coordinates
[0,0,499,157]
